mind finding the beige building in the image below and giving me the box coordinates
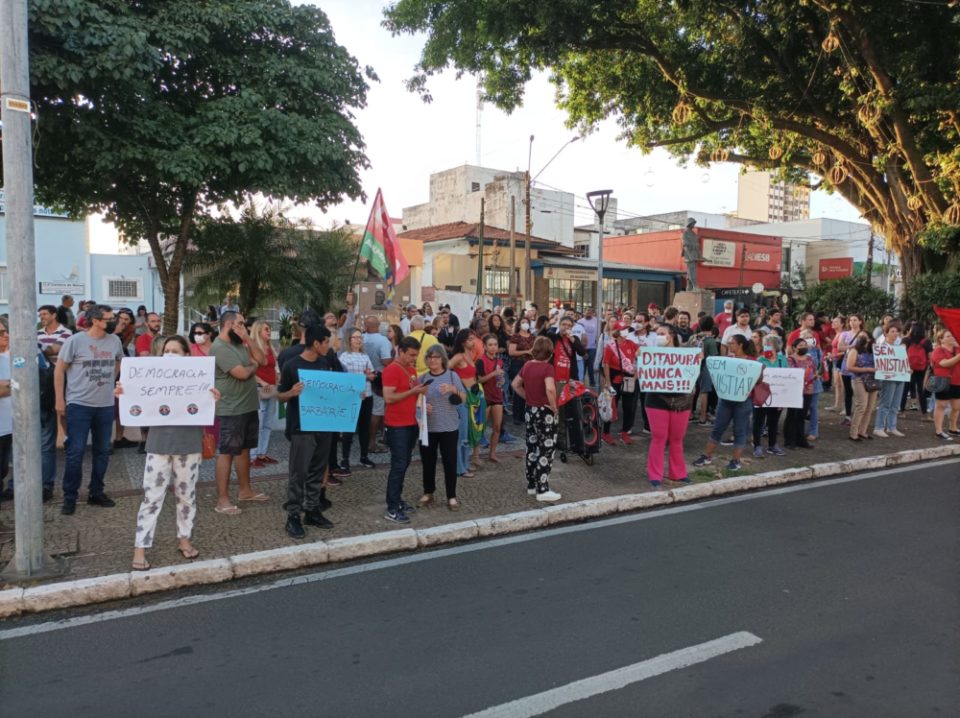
[736,170,810,223]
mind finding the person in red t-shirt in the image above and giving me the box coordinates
[381,336,429,523]
[548,316,587,382]
[135,312,162,357]
[476,334,506,463]
[787,312,823,350]
[930,329,960,439]
[714,300,734,336]
[601,321,638,445]
[511,336,561,502]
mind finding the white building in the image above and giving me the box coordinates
[402,165,577,247]
[735,218,899,294]
[737,170,811,223]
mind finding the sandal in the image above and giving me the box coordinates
[177,547,200,560]
[418,494,434,507]
[214,504,242,515]
[460,470,476,478]
[132,559,151,571]
[238,492,269,503]
[447,498,460,511]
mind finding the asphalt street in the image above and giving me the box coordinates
[1,461,957,718]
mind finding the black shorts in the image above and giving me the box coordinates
[935,384,960,401]
[218,410,259,455]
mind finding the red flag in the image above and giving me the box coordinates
[358,188,409,292]
[934,306,960,341]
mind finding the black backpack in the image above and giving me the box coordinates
[38,351,55,412]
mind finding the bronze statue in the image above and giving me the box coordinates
[681,218,703,289]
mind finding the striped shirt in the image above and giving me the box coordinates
[338,351,374,398]
[37,325,73,355]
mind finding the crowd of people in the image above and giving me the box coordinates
[1,292,958,571]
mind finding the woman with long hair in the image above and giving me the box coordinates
[838,314,864,423]
[450,329,482,476]
[930,329,960,440]
[118,335,220,571]
[418,345,467,510]
[784,337,816,449]
[387,324,404,360]
[249,320,279,467]
[533,315,551,336]
[693,334,757,472]
[754,334,787,457]
[902,321,933,419]
[188,322,215,356]
[828,315,847,412]
[691,315,720,425]
[476,334,506,462]
[511,336,561,502]
[337,328,376,474]
[645,324,695,487]
[601,321,638,445]
[846,331,877,441]
[873,320,905,438]
[507,316,535,426]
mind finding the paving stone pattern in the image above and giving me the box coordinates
[0,397,951,584]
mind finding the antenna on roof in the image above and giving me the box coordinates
[475,82,483,166]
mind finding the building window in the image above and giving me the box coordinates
[483,267,517,295]
[573,241,591,258]
[602,278,628,309]
[0,265,7,303]
[103,276,143,302]
[471,182,481,192]
[548,278,592,312]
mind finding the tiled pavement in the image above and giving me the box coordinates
[0,397,951,584]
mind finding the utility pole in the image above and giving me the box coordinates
[477,197,485,306]
[1,0,58,578]
[737,243,748,301]
[587,190,613,319]
[508,195,516,309]
[524,134,534,306]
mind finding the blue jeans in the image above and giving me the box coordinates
[456,403,470,475]
[62,403,114,501]
[585,348,597,386]
[252,395,277,459]
[710,398,753,449]
[875,380,905,431]
[384,425,418,513]
[806,391,821,439]
[40,408,57,490]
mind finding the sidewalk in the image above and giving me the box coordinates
[0,397,954,587]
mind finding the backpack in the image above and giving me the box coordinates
[38,351,55,412]
[906,342,927,372]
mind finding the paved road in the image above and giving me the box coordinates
[2,462,958,717]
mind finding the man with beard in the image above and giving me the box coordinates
[211,311,267,514]
[135,312,162,357]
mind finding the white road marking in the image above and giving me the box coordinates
[461,631,763,718]
[1,458,955,641]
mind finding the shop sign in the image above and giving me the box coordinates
[39,281,85,295]
[701,239,736,267]
[819,257,853,280]
[544,266,598,282]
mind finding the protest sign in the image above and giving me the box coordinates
[760,368,805,408]
[298,369,365,432]
[637,347,702,393]
[706,356,763,402]
[118,357,215,426]
[873,343,910,382]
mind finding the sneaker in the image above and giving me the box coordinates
[358,458,376,469]
[113,437,137,449]
[767,445,786,456]
[697,420,710,426]
[641,428,651,435]
[888,429,905,437]
[649,480,662,488]
[319,496,333,511]
[726,460,742,472]
[325,475,343,487]
[873,429,888,438]
[260,455,280,465]
[527,486,537,496]
[841,417,851,426]
[602,433,617,446]
[42,487,54,503]
[400,501,417,514]
[87,493,116,508]
[500,431,516,444]
[251,457,268,469]
[949,430,960,436]
[753,446,765,459]
[384,508,411,524]
[332,465,351,478]
[536,490,562,502]
[285,514,306,539]
[674,477,692,484]
[619,432,633,446]
[61,499,76,516]
[303,510,334,529]
[692,454,713,467]
[936,432,953,440]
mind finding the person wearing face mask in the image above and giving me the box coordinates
[54,304,125,515]
[601,321,638,445]
[753,335,787,458]
[116,335,221,570]
[507,318,535,426]
[873,320,906,438]
[784,338,815,449]
[210,311,268,514]
[189,322,215,356]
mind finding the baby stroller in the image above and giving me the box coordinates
[557,381,601,466]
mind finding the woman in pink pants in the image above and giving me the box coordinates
[645,324,697,487]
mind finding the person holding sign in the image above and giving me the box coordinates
[276,325,338,539]
[873,320,907,438]
[693,335,758,472]
[117,336,221,571]
[601,321,638,446]
[783,338,816,449]
[645,325,696,487]
[753,335,787,458]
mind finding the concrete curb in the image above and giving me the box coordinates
[2,446,958,617]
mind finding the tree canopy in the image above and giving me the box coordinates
[13,0,371,331]
[385,0,960,280]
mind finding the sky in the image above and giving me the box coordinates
[89,0,863,251]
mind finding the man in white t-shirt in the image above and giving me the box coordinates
[721,308,753,354]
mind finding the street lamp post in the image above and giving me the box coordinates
[587,190,613,317]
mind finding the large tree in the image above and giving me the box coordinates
[385,0,960,281]
[15,0,370,331]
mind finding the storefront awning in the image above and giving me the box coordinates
[532,256,683,284]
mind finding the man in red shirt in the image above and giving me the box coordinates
[787,312,823,349]
[135,312,162,356]
[714,300,734,336]
[382,336,429,523]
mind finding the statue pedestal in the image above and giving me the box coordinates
[673,289,715,319]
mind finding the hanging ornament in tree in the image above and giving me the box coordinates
[857,102,881,126]
[828,160,848,185]
[672,100,693,124]
[812,147,828,167]
[710,147,729,163]
[822,32,840,53]
[768,144,784,161]
[944,202,960,226]
[906,195,923,212]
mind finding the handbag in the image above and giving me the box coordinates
[751,380,772,407]
[862,377,881,393]
[925,374,949,394]
[201,431,216,460]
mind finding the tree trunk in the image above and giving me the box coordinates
[162,278,180,336]
[898,241,924,288]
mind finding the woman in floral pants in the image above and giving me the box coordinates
[512,336,561,502]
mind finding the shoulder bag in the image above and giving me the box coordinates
[925,373,949,394]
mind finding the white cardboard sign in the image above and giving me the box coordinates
[759,368,805,409]
[118,356,216,426]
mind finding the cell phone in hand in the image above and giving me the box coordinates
[422,378,434,386]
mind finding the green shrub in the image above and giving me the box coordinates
[800,277,894,326]
[900,273,960,328]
